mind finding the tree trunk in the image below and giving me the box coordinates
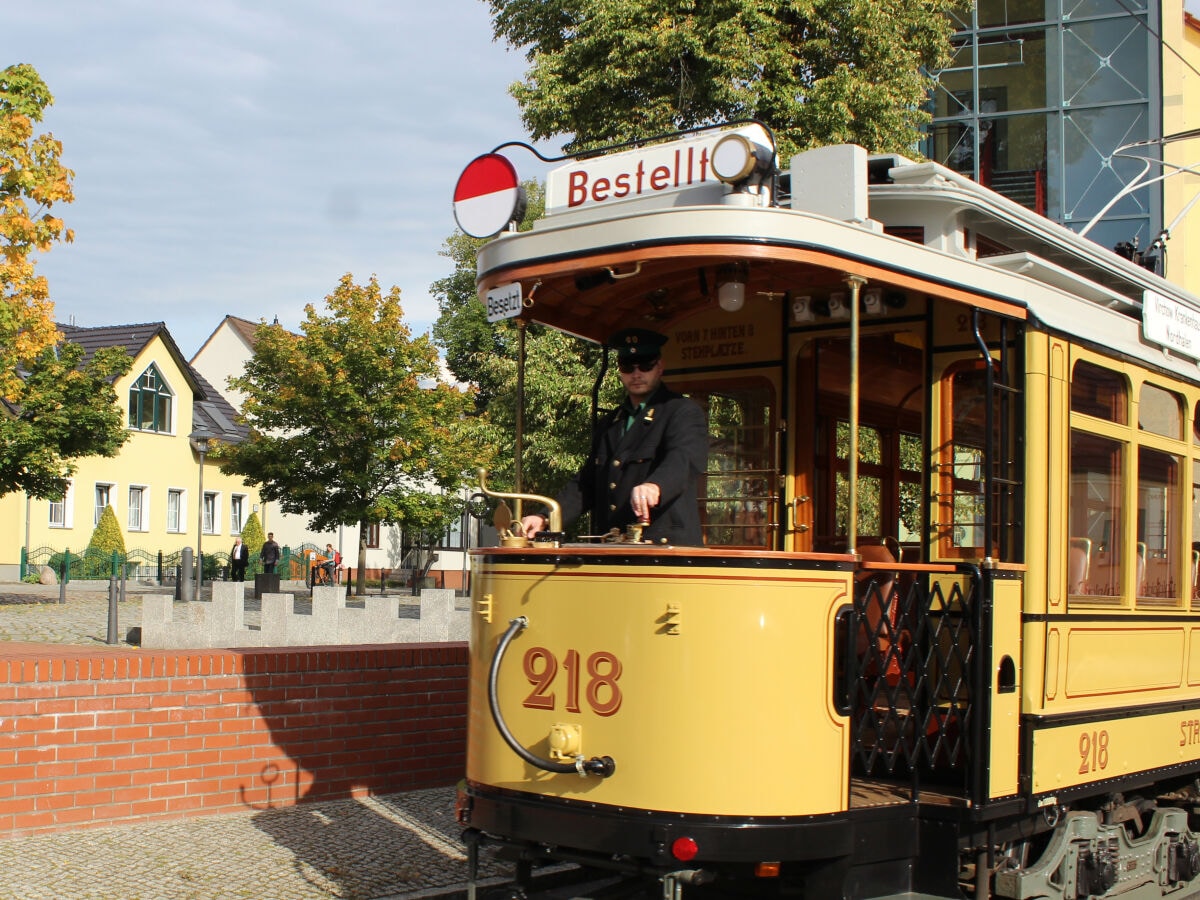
[355,520,367,596]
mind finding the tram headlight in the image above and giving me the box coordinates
[712,133,773,184]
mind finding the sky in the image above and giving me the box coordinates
[11,0,552,358]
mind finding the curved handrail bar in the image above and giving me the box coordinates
[477,468,563,533]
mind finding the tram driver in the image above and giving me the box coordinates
[519,328,708,545]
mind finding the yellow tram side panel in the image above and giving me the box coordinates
[1023,331,1054,620]
[989,575,1023,800]
[1033,621,1200,794]
[1032,701,1200,795]
[1034,340,1200,794]
[1018,335,1065,718]
[467,553,852,817]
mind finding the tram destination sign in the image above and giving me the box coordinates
[544,123,772,216]
[485,281,523,322]
[1143,289,1200,360]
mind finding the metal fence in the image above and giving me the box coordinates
[21,544,313,584]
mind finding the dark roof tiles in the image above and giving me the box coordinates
[57,322,247,444]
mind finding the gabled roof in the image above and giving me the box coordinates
[191,314,264,362]
[59,322,202,394]
[57,321,248,444]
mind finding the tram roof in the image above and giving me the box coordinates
[472,131,1200,374]
[863,155,1173,313]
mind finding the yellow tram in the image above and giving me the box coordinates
[454,123,1200,899]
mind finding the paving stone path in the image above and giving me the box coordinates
[0,581,507,899]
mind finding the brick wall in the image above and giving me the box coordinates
[0,642,468,838]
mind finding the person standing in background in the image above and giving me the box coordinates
[230,537,249,581]
[260,532,281,574]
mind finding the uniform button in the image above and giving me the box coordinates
[609,504,617,511]
[608,482,617,489]
[612,460,621,467]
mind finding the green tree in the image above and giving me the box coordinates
[1,341,130,499]
[239,511,266,571]
[221,274,483,593]
[488,0,963,158]
[1,64,131,498]
[433,182,622,512]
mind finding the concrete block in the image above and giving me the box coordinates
[419,589,455,642]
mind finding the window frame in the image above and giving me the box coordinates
[166,489,185,534]
[230,495,246,535]
[127,363,175,433]
[49,482,73,529]
[1068,351,1192,610]
[203,492,219,535]
[128,485,149,532]
[95,483,114,526]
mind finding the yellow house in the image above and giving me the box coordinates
[0,322,259,580]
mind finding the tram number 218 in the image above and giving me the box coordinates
[522,646,623,717]
[1078,729,1110,775]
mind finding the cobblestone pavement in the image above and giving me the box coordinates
[0,787,510,900]
[0,581,510,900]
[0,580,160,646]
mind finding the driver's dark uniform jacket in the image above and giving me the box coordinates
[552,384,707,545]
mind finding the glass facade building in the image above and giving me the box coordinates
[924,0,1161,255]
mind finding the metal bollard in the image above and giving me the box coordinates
[180,548,195,602]
[106,576,119,645]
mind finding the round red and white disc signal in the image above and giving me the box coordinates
[453,153,525,238]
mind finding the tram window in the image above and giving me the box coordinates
[1068,430,1125,601]
[898,433,924,543]
[1138,383,1182,439]
[1137,447,1181,604]
[939,367,989,554]
[835,423,883,538]
[836,472,882,537]
[685,380,775,548]
[830,422,920,544]
[812,335,925,553]
[1193,401,1200,445]
[1070,361,1127,423]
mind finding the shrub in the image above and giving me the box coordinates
[240,511,265,559]
[87,505,126,555]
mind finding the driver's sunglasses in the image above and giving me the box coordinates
[618,358,660,374]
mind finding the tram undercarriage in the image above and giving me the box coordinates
[462,786,1200,900]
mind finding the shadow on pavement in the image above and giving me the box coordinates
[249,788,505,898]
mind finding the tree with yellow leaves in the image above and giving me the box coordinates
[0,64,131,499]
[1,63,71,395]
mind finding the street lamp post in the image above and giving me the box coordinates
[189,429,213,598]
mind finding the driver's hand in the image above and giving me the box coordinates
[519,514,547,537]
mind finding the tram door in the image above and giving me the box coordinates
[798,331,926,559]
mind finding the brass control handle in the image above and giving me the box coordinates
[790,495,810,533]
[477,468,563,533]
